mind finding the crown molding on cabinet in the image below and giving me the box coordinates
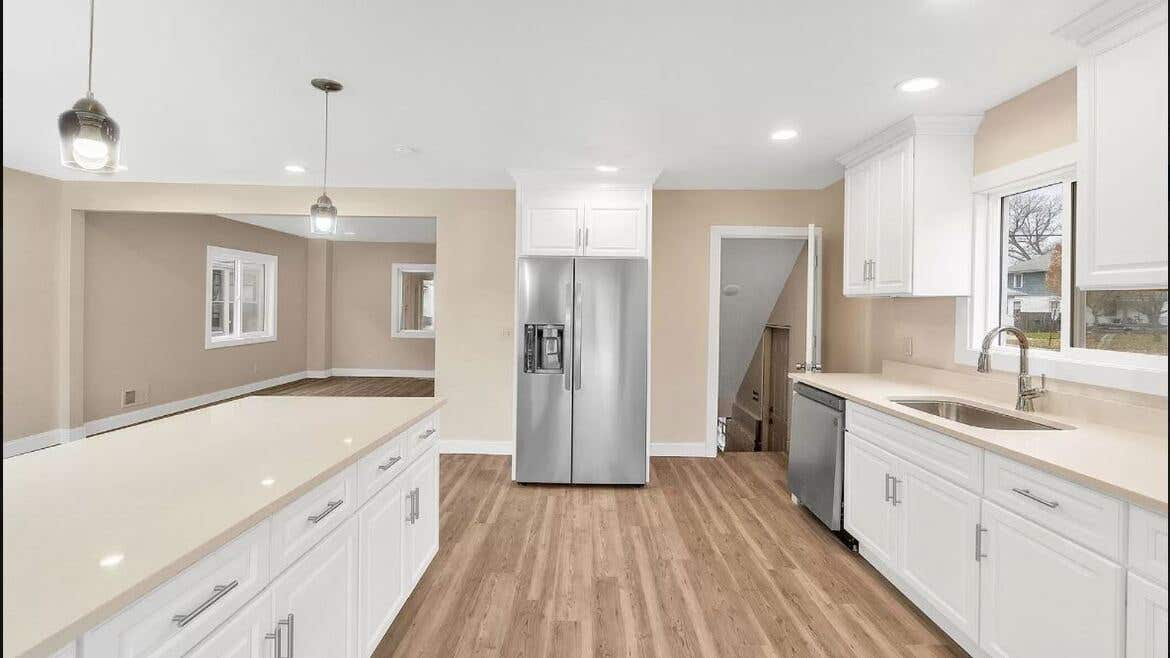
[835,115,984,169]
[1053,0,1168,48]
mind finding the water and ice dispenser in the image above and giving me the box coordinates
[523,324,565,374]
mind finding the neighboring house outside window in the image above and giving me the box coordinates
[205,246,278,349]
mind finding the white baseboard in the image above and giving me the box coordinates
[84,371,309,437]
[439,439,512,455]
[650,441,712,457]
[305,369,332,379]
[4,428,70,458]
[330,368,435,379]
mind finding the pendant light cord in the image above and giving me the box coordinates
[322,90,330,196]
[86,0,96,97]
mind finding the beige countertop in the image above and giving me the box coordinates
[2,395,445,658]
[791,372,1167,515]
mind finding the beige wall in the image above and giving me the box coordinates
[650,183,872,444]
[768,245,809,402]
[866,69,1078,372]
[83,212,309,421]
[331,241,437,371]
[2,169,64,440]
[306,240,333,373]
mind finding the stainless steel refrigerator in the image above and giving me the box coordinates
[515,257,648,485]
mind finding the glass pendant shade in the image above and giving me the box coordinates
[59,96,120,172]
[310,194,338,235]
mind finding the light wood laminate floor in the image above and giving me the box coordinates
[255,375,434,398]
[375,452,965,657]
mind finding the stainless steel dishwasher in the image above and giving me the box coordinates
[788,382,846,531]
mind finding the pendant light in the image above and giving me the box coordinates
[309,78,343,236]
[58,0,121,173]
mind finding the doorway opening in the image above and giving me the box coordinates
[706,226,822,458]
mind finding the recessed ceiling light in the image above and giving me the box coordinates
[392,145,418,155]
[770,129,798,141]
[284,164,306,173]
[595,165,619,173]
[99,553,125,568]
[260,478,276,487]
[897,77,940,93]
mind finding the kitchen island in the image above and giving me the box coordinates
[3,395,444,658]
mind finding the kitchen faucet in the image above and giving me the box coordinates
[977,326,1046,412]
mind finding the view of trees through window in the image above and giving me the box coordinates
[999,182,1168,356]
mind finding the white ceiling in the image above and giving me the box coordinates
[3,0,1094,189]
[221,215,436,243]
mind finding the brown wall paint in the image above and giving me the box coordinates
[331,241,437,371]
[83,212,309,422]
[3,169,64,440]
[306,240,334,373]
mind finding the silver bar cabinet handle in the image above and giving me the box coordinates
[891,478,902,506]
[975,524,989,561]
[884,474,892,502]
[266,613,294,658]
[378,456,402,472]
[405,491,415,525]
[412,487,420,522]
[418,428,436,441]
[307,499,343,524]
[1011,487,1059,509]
[172,579,239,627]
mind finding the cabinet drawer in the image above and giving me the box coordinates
[356,433,407,506]
[984,452,1124,561]
[83,521,269,657]
[1130,506,1169,588]
[269,465,357,575]
[406,413,440,460]
[846,404,982,493]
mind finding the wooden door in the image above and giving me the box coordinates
[978,500,1124,658]
[766,327,789,452]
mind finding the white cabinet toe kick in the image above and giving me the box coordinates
[844,403,1166,658]
[69,410,442,658]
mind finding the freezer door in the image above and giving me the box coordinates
[516,258,574,483]
[571,258,648,484]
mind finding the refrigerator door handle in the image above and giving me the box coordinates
[573,279,583,390]
[564,281,573,390]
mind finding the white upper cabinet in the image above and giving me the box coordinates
[514,170,658,258]
[837,115,981,297]
[1059,3,1169,290]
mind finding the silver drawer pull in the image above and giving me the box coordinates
[266,613,294,658]
[307,499,344,524]
[1011,487,1059,509]
[418,428,436,441]
[172,579,238,627]
[377,456,402,472]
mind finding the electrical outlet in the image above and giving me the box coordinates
[903,337,914,358]
[121,385,148,408]
[501,327,513,338]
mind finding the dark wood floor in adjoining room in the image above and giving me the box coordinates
[375,452,965,658]
[254,375,434,398]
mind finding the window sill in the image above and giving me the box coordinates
[391,330,435,340]
[205,334,278,350]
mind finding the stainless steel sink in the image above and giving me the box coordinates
[890,399,1065,431]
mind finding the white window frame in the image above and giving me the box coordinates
[955,144,1167,396]
[391,263,436,339]
[205,246,278,349]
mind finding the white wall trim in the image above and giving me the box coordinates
[3,428,72,458]
[970,144,1078,193]
[1053,0,1167,48]
[649,442,711,457]
[438,439,512,455]
[330,368,435,379]
[305,369,332,379]
[390,263,437,339]
[706,225,820,460]
[84,371,309,436]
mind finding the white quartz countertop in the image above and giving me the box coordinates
[791,372,1167,514]
[2,395,445,658]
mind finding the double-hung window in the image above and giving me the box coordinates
[959,146,1168,395]
[206,246,278,348]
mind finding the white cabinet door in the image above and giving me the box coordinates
[406,447,440,587]
[843,164,874,296]
[979,501,1124,658]
[1077,21,1168,290]
[357,477,407,657]
[897,458,981,641]
[271,516,359,658]
[583,188,646,257]
[186,590,274,658]
[1127,572,1169,658]
[872,137,914,295]
[844,432,900,567]
[520,189,584,256]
